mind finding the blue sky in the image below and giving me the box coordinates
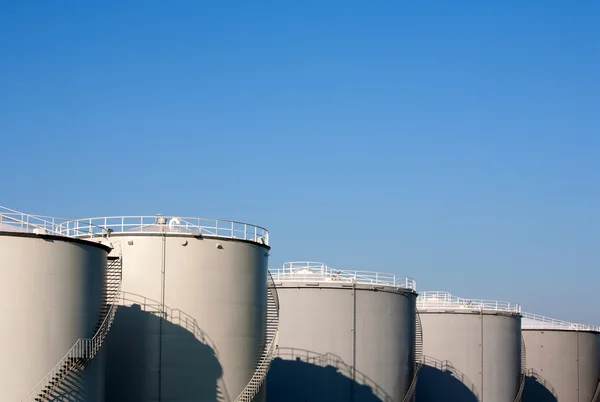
[1,1,598,324]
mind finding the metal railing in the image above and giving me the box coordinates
[416,291,521,313]
[591,377,600,402]
[21,256,122,401]
[56,215,269,245]
[234,331,279,402]
[513,335,526,402]
[234,275,280,402]
[273,347,394,402]
[0,206,65,235]
[521,312,600,332]
[269,261,417,290]
[120,287,280,402]
[402,312,423,402]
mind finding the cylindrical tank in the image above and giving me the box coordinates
[415,291,523,402]
[266,261,418,402]
[0,208,111,401]
[521,313,600,402]
[58,214,271,402]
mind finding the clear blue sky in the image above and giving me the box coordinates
[1,1,598,324]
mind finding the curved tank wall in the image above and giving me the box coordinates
[521,313,600,402]
[266,261,418,402]
[0,229,110,401]
[415,291,523,402]
[67,215,271,402]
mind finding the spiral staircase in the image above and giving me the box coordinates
[115,272,280,402]
[234,272,280,402]
[403,311,424,402]
[21,254,122,402]
[592,378,600,402]
[512,335,526,402]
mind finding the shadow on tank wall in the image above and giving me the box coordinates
[266,347,391,402]
[39,371,89,401]
[104,303,224,402]
[415,357,479,402]
[521,370,558,402]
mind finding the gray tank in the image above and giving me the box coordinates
[266,261,418,402]
[521,313,600,402]
[0,207,117,402]
[57,214,277,402]
[415,291,524,402]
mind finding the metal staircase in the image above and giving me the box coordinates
[403,311,424,402]
[21,254,122,401]
[234,272,280,402]
[592,378,600,402]
[116,272,280,402]
[512,334,526,402]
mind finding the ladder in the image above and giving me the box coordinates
[21,255,122,401]
[234,272,280,402]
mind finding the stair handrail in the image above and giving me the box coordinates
[0,206,64,235]
[233,330,280,402]
[233,273,280,401]
[402,362,422,402]
[20,255,122,401]
[402,311,424,402]
[512,334,527,402]
[591,377,600,402]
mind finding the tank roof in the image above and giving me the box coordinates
[521,312,600,332]
[269,261,417,290]
[56,215,269,246]
[0,206,64,235]
[417,291,522,314]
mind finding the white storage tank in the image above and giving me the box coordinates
[415,291,525,402]
[58,214,278,402]
[0,207,119,402]
[521,313,600,402]
[266,261,419,402]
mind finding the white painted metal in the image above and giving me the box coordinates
[21,256,122,401]
[522,313,600,402]
[80,214,273,402]
[235,273,280,402]
[0,205,66,235]
[417,291,522,313]
[0,223,113,401]
[271,261,417,290]
[416,291,523,402]
[56,215,269,245]
[522,312,600,332]
[267,261,417,402]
